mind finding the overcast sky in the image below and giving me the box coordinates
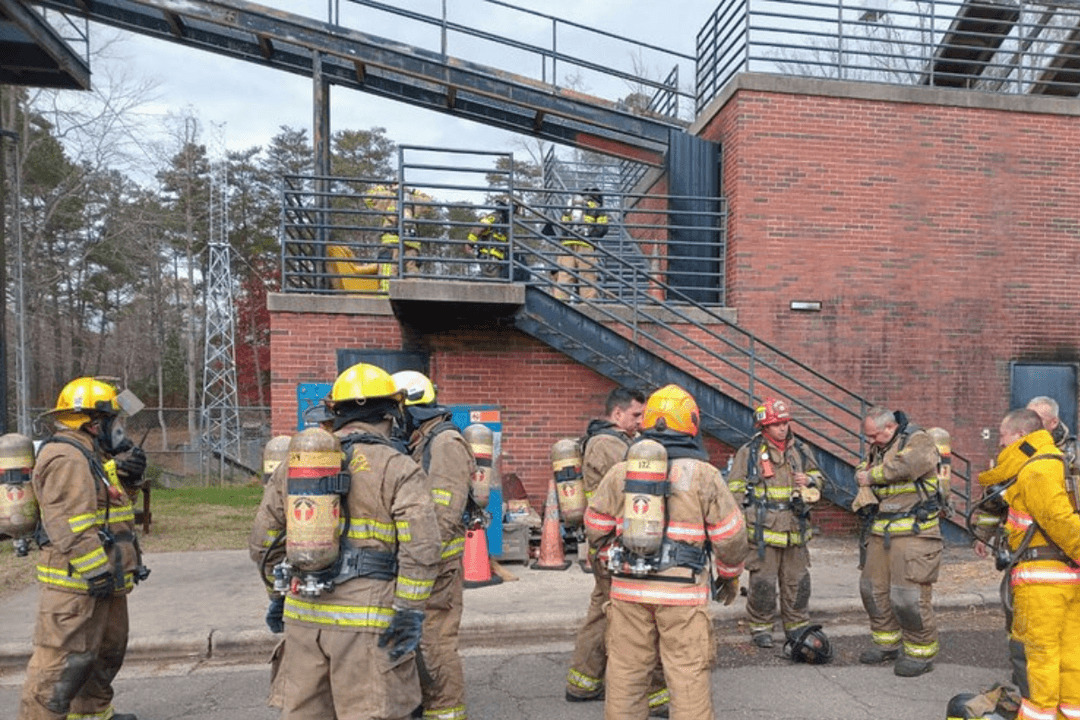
[65,0,712,179]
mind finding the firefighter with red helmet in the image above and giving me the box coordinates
[566,387,669,716]
[393,370,476,720]
[250,363,440,720]
[856,406,943,677]
[976,408,1080,720]
[586,384,748,719]
[727,396,823,648]
[19,377,149,720]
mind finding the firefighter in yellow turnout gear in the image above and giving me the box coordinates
[19,377,149,720]
[250,363,440,720]
[586,385,748,720]
[554,188,608,300]
[393,371,476,720]
[728,397,823,648]
[855,406,943,677]
[978,408,1080,720]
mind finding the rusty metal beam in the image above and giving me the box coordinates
[32,0,673,164]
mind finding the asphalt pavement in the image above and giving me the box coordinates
[0,536,1004,673]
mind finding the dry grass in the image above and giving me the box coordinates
[0,482,265,601]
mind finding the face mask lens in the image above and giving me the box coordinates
[106,417,131,454]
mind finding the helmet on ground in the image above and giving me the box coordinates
[754,397,791,428]
[50,377,121,430]
[392,370,436,406]
[643,385,699,437]
[783,624,832,664]
[330,363,402,405]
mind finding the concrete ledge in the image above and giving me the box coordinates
[267,292,393,316]
[692,71,1080,136]
[389,279,525,305]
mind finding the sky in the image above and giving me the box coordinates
[54,0,713,183]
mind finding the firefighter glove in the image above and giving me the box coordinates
[85,569,114,599]
[116,446,148,489]
[713,576,739,606]
[378,607,424,660]
[265,595,285,634]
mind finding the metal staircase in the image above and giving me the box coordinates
[508,211,974,544]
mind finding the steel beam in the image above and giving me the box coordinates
[2,0,89,88]
[32,0,676,163]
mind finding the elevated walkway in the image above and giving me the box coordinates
[33,0,691,164]
[1,0,88,88]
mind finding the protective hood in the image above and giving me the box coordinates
[639,428,709,461]
[977,429,1059,487]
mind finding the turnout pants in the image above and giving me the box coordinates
[1011,580,1080,720]
[420,560,466,720]
[281,623,420,720]
[745,542,811,637]
[553,243,598,300]
[19,589,129,720]
[604,599,713,720]
[566,555,667,706]
[859,534,941,660]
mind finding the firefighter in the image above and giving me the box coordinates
[977,408,1080,720]
[392,370,476,720]
[250,363,440,720]
[365,183,424,293]
[586,384,748,720]
[19,377,149,720]
[567,388,671,716]
[728,397,823,648]
[1025,395,1080,473]
[466,199,512,279]
[554,188,608,300]
[856,406,943,677]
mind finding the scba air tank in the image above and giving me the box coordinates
[0,433,37,540]
[463,424,493,509]
[551,438,586,528]
[285,427,346,573]
[621,439,669,557]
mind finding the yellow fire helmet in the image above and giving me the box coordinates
[643,384,700,437]
[330,363,403,406]
[44,377,143,430]
[391,370,436,406]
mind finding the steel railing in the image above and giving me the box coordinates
[278,164,975,518]
[337,0,695,121]
[697,0,1080,111]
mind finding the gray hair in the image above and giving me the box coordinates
[864,406,895,428]
[1026,396,1059,419]
[1003,408,1043,438]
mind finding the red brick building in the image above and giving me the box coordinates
[270,74,1080,536]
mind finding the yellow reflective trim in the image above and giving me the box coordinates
[345,518,396,542]
[441,536,465,559]
[395,575,435,601]
[70,547,109,573]
[99,505,134,523]
[875,481,919,497]
[728,479,747,494]
[567,668,603,692]
[432,488,452,506]
[396,520,412,542]
[422,704,467,720]
[283,596,394,628]
[68,513,98,533]
[903,639,940,658]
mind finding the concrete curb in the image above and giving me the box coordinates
[0,590,1004,672]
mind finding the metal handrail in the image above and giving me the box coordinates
[278,170,975,516]
[697,0,1080,112]
[342,0,694,119]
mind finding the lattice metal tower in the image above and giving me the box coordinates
[200,139,241,482]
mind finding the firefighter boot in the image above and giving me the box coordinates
[894,655,934,677]
[752,632,774,648]
[858,647,900,664]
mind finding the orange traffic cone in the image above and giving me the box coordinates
[532,478,572,571]
[463,525,503,589]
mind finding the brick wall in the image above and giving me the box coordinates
[269,309,738,512]
[700,85,1080,473]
